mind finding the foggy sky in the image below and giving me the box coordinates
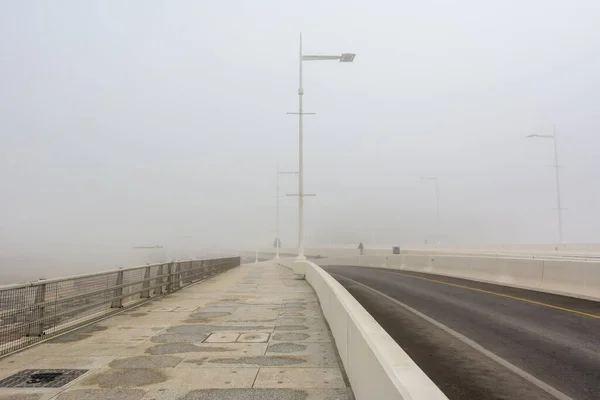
[1,1,600,277]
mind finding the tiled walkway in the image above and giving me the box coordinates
[0,260,352,400]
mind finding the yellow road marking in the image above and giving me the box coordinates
[375,269,600,320]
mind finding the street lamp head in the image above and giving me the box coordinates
[340,53,356,62]
[527,134,554,139]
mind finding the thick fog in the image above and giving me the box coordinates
[1,1,599,281]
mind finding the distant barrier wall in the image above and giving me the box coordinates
[317,255,600,301]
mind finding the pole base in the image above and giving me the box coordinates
[292,258,308,277]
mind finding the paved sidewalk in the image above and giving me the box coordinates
[0,260,352,400]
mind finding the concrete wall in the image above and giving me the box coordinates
[404,243,600,253]
[303,261,447,400]
[317,254,600,302]
[253,244,600,259]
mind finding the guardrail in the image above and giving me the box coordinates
[0,256,240,356]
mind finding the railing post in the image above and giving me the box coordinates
[173,262,181,291]
[188,261,196,285]
[140,266,151,298]
[111,268,124,308]
[26,279,47,337]
[208,259,215,278]
[198,260,204,280]
[155,264,164,295]
[187,260,193,284]
[167,262,174,293]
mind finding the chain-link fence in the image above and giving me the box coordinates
[0,257,240,356]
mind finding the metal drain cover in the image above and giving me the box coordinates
[0,369,88,388]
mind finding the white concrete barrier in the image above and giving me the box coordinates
[540,259,600,300]
[305,261,447,400]
[317,254,600,301]
[404,242,600,254]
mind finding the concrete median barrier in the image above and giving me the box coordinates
[540,259,600,300]
[305,261,448,400]
[318,254,599,301]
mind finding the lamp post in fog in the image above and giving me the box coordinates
[287,33,356,261]
[526,125,564,242]
[420,176,440,233]
[275,165,298,259]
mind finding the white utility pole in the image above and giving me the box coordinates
[527,125,564,242]
[287,33,356,261]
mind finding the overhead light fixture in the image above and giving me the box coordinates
[340,53,356,62]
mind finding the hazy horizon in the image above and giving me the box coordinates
[2,1,599,282]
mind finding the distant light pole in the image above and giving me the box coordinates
[275,165,298,259]
[420,176,440,232]
[287,33,356,261]
[527,125,564,242]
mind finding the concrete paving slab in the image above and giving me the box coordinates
[270,331,332,343]
[171,307,201,312]
[179,344,267,367]
[141,343,211,356]
[20,355,115,369]
[0,369,17,380]
[66,331,156,345]
[253,367,345,389]
[194,354,337,369]
[166,325,273,334]
[217,320,276,327]
[237,333,269,343]
[109,356,184,369]
[95,316,178,328]
[192,307,237,314]
[141,388,351,400]
[226,310,280,319]
[0,353,43,368]
[75,367,259,390]
[55,388,147,400]
[0,389,62,400]
[28,342,140,357]
[267,342,332,355]
[148,307,180,312]
[0,261,351,399]
[276,319,328,330]
[205,333,240,343]
[150,333,208,344]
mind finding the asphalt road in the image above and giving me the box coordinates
[322,265,600,400]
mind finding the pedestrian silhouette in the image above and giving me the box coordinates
[358,242,364,256]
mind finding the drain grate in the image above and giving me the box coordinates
[0,369,88,388]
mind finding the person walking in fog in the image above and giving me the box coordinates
[358,242,364,256]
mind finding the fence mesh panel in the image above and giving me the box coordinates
[0,257,240,356]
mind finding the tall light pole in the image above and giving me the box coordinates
[287,33,356,261]
[275,165,298,259]
[527,125,564,242]
[420,176,440,234]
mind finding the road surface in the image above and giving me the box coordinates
[322,265,600,400]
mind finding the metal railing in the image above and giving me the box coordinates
[0,256,240,356]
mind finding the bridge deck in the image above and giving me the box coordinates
[0,261,351,400]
